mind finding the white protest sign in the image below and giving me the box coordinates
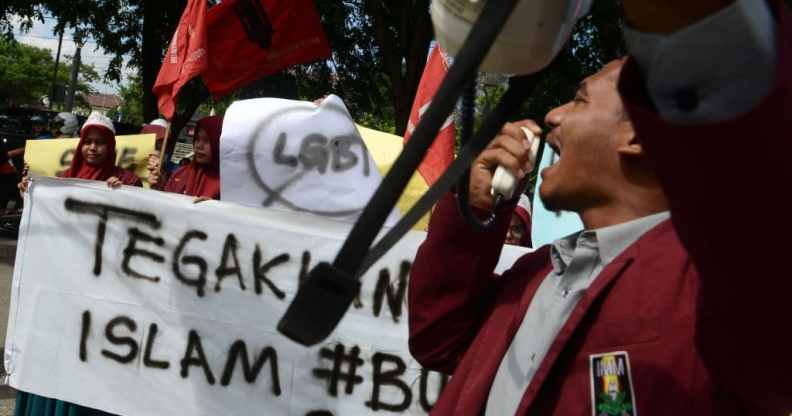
[171,142,194,164]
[220,95,399,225]
[6,178,529,416]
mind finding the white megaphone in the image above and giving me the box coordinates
[432,0,594,75]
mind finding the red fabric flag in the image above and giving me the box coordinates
[153,0,209,120]
[201,0,331,97]
[404,46,455,186]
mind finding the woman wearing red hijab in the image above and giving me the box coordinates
[150,115,222,200]
[505,194,533,248]
[18,112,142,193]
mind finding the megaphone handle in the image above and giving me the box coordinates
[490,127,537,201]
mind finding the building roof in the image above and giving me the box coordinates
[82,93,122,110]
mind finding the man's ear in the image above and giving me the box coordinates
[615,122,643,157]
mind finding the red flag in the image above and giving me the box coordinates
[153,0,208,120]
[404,46,455,186]
[201,0,331,97]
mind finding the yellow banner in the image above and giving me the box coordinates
[357,124,431,230]
[23,134,156,184]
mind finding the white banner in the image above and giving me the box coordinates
[5,178,528,416]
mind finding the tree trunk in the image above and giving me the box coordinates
[65,45,81,112]
[367,0,433,135]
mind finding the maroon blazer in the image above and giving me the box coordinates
[410,195,749,415]
[619,2,792,413]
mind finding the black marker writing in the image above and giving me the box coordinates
[64,198,161,276]
[312,344,363,397]
[173,230,208,297]
[330,136,363,174]
[117,147,137,169]
[220,340,281,395]
[272,133,370,176]
[215,234,246,292]
[60,149,75,167]
[101,316,138,364]
[372,261,411,323]
[252,245,287,299]
[299,134,331,174]
[180,330,215,385]
[298,250,311,286]
[366,352,412,412]
[143,323,170,369]
[79,310,91,362]
[419,368,449,412]
[122,227,165,282]
[273,133,298,167]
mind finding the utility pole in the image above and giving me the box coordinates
[49,29,64,110]
[65,42,82,112]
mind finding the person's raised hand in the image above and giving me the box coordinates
[469,120,541,211]
[106,177,123,189]
[148,169,161,188]
[147,152,161,171]
[147,153,163,188]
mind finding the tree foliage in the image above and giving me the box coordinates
[0,1,45,38]
[0,37,52,106]
[0,38,97,108]
[7,0,782,137]
[107,73,144,124]
[292,0,431,134]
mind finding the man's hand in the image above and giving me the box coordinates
[469,120,541,211]
[623,0,735,33]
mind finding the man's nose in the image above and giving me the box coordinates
[544,103,566,129]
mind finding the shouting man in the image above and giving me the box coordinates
[408,0,790,414]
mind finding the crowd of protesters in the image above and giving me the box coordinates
[13,111,223,200]
[7,0,792,414]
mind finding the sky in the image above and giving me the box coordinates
[11,14,134,96]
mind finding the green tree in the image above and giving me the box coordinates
[518,0,626,124]
[0,38,97,108]
[295,0,431,135]
[0,37,52,106]
[56,54,100,110]
[40,0,188,121]
[107,73,144,125]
